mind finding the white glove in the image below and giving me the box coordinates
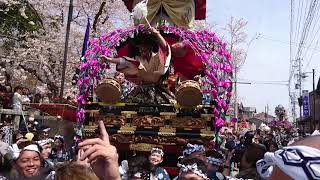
[0,140,9,156]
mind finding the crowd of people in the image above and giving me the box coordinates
[0,84,76,109]
[0,119,319,180]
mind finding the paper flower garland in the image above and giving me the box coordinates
[76,25,233,136]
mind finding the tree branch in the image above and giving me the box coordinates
[0,34,19,41]
[18,64,59,92]
[93,1,106,32]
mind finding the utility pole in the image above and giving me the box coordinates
[230,34,238,131]
[298,58,302,125]
[59,0,73,102]
[292,93,297,123]
[234,62,238,130]
[266,104,269,123]
[312,69,315,131]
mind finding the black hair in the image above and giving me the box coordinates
[188,139,204,146]
[206,150,224,159]
[127,32,159,58]
[54,136,64,144]
[17,140,40,150]
[127,155,154,179]
[13,131,24,143]
[243,143,266,168]
[180,157,207,176]
[267,141,279,151]
[14,86,22,92]
[134,32,159,51]
[206,150,224,172]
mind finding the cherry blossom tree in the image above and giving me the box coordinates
[219,17,248,119]
[223,17,248,71]
[0,0,131,97]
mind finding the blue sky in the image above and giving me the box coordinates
[206,0,320,117]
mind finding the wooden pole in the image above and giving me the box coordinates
[59,0,73,102]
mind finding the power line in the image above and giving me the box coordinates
[249,82,288,85]
[238,79,288,85]
[304,39,320,71]
[295,0,318,60]
[294,0,303,46]
[238,79,288,83]
[301,1,320,59]
[289,0,320,121]
[301,0,319,57]
[290,0,295,121]
[290,0,319,82]
[259,35,320,51]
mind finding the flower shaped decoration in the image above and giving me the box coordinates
[76,25,234,136]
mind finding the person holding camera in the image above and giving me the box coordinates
[223,143,266,180]
[222,131,266,180]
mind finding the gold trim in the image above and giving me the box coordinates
[118,124,136,134]
[121,111,138,114]
[98,102,126,106]
[200,129,212,134]
[159,127,176,136]
[200,129,214,137]
[117,130,135,134]
[159,127,176,133]
[200,133,214,137]
[160,112,176,119]
[84,129,96,133]
[158,132,176,136]
[201,114,214,118]
[83,125,98,138]
[119,124,136,131]
[121,111,137,118]
[129,143,163,152]
[84,125,98,130]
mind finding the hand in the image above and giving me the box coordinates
[225,149,235,164]
[0,141,9,156]
[76,149,90,168]
[78,121,120,180]
[148,27,159,35]
[16,138,29,145]
[100,55,112,62]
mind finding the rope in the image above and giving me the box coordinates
[19,107,29,133]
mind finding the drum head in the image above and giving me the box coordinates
[96,81,121,104]
[176,86,202,107]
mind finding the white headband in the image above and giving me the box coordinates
[42,128,51,132]
[9,144,40,160]
[54,135,64,140]
[151,148,164,157]
[207,157,224,166]
[131,172,150,180]
[256,146,320,180]
[178,163,209,180]
[183,143,205,156]
[37,138,54,146]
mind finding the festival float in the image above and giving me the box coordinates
[268,105,296,146]
[77,0,233,170]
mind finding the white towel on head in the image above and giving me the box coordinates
[256,145,320,180]
[8,144,40,160]
[38,138,54,146]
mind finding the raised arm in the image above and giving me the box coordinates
[149,27,168,50]
[100,55,122,64]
